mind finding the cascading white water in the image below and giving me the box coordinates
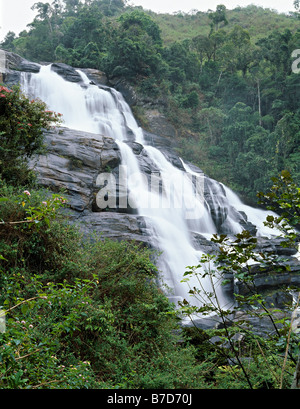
[21,64,279,309]
[221,184,281,237]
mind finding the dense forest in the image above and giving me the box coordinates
[1,0,300,390]
[1,0,300,203]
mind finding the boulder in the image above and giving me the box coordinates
[29,127,122,212]
[191,232,219,254]
[257,236,299,257]
[51,63,83,83]
[18,60,40,73]
[0,49,40,86]
[111,78,138,106]
[27,126,156,246]
[81,68,108,86]
[71,212,152,246]
[124,140,144,155]
[234,257,300,297]
[0,49,24,71]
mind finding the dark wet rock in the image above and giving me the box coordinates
[18,60,40,73]
[70,211,152,246]
[51,63,83,83]
[124,140,144,155]
[143,130,173,148]
[143,109,178,139]
[29,127,122,212]
[111,78,138,106]
[81,68,108,86]
[0,49,40,85]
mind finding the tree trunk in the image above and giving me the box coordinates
[291,355,300,389]
[257,78,262,127]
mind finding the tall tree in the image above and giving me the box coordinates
[208,4,228,33]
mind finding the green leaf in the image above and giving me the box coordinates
[21,303,29,315]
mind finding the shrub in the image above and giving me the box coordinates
[0,84,61,185]
[0,183,206,389]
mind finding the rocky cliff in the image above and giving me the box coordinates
[0,49,178,247]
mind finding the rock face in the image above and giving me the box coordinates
[0,49,40,85]
[51,63,83,83]
[30,128,121,212]
[28,126,155,246]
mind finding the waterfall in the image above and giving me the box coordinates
[221,184,281,237]
[20,64,278,309]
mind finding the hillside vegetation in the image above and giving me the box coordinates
[1,1,300,389]
[0,84,299,389]
[150,5,299,45]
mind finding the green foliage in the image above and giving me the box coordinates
[0,274,99,389]
[208,4,229,33]
[119,10,162,46]
[0,182,206,389]
[153,5,299,45]
[1,2,300,388]
[258,170,300,237]
[102,10,165,81]
[0,84,61,185]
